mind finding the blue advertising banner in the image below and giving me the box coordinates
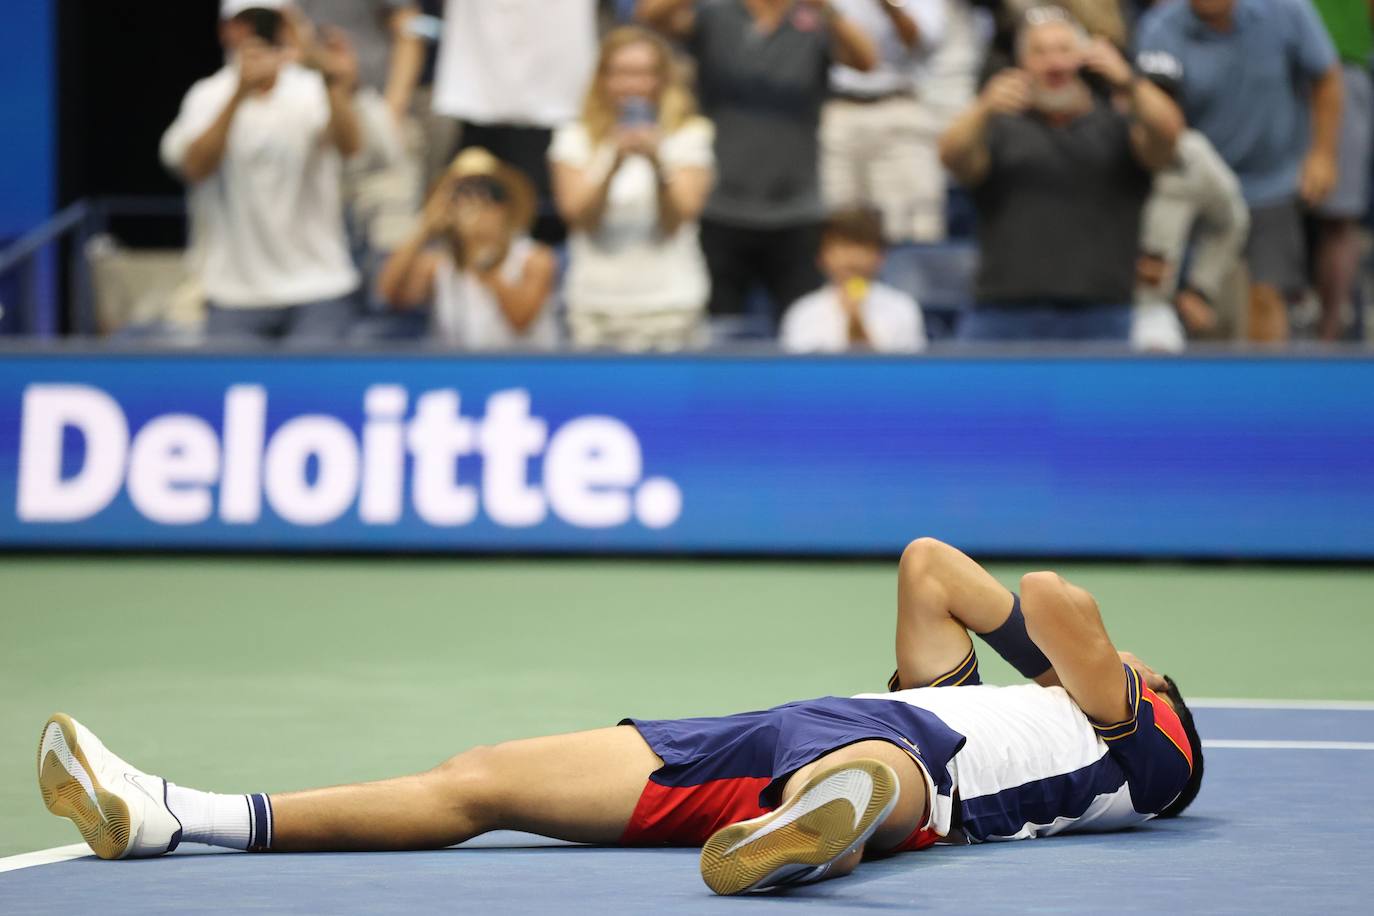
[1,351,1372,558]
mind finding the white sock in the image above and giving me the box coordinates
[165,784,273,851]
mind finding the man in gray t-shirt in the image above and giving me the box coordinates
[639,0,877,323]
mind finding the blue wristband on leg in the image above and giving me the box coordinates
[977,594,1052,680]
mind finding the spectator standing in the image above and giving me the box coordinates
[160,0,363,344]
[379,149,559,349]
[431,0,601,243]
[290,1,425,254]
[638,0,879,324]
[821,0,949,242]
[1310,0,1373,341]
[1136,0,1343,343]
[1132,53,1250,351]
[550,27,716,351]
[940,6,1182,342]
[780,207,927,352]
[1133,129,1250,351]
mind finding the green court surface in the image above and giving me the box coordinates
[2,556,1372,858]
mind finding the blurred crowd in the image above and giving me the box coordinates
[153,0,1373,351]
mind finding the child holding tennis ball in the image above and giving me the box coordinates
[779,207,926,353]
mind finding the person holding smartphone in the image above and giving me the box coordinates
[938,5,1183,343]
[378,149,559,350]
[159,0,364,344]
[549,26,717,351]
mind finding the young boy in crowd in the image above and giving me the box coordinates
[780,207,926,353]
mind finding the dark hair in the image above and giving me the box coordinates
[234,9,284,46]
[822,207,885,250]
[1155,674,1204,818]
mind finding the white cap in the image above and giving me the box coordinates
[221,0,286,19]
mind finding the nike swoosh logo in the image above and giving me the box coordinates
[723,769,873,856]
[124,773,162,805]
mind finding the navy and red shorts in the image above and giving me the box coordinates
[618,695,966,850]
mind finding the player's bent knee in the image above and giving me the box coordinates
[900,537,950,581]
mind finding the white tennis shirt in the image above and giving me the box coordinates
[855,683,1155,842]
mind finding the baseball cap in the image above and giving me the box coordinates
[1136,50,1184,99]
[221,0,287,19]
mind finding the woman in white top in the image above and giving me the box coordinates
[550,26,715,352]
[379,148,559,350]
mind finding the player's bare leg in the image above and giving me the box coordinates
[894,537,1049,688]
[38,714,661,859]
[268,726,660,851]
[699,740,927,894]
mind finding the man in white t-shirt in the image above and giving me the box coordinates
[160,0,363,343]
[431,0,600,241]
[781,207,926,353]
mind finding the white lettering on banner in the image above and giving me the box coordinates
[479,390,548,528]
[545,417,641,528]
[14,384,683,532]
[408,390,479,526]
[263,416,361,526]
[127,416,220,525]
[17,386,129,522]
[360,385,407,525]
[220,385,266,524]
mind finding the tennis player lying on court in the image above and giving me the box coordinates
[38,538,1202,895]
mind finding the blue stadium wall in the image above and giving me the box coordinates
[1,350,1371,558]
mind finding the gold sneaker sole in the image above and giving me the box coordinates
[699,758,898,896]
[37,713,132,860]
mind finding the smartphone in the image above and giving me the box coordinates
[618,97,657,129]
[406,14,443,42]
[1079,65,1114,100]
[243,9,284,46]
[1077,34,1116,99]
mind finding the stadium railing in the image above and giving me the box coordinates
[0,196,186,338]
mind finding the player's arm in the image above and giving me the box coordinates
[1018,571,1133,724]
[894,539,1057,689]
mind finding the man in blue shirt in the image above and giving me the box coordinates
[1136,0,1343,342]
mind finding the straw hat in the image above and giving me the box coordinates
[221,0,286,18]
[445,148,538,233]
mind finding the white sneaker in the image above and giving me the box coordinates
[699,759,899,895]
[36,713,183,859]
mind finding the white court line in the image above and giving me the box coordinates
[0,843,90,875]
[1204,739,1374,751]
[1192,698,1374,711]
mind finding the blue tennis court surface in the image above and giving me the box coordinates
[3,705,1372,914]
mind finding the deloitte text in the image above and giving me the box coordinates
[16,385,683,530]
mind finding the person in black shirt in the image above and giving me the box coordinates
[939,5,1181,342]
[638,0,878,326]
